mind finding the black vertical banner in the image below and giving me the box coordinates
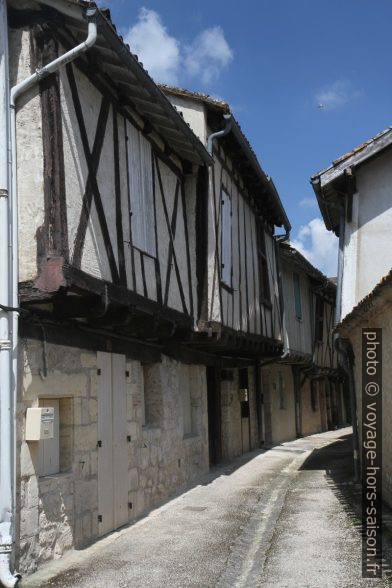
[362,328,382,578]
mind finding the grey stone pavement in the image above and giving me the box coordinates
[21,427,392,587]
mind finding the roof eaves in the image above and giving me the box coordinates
[33,0,212,167]
[337,269,392,332]
[160,84,291,230]
[280,242,335,291]
[311,126,392,189]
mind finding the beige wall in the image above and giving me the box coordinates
[10,29,45,283]
[17,339,209,574]
[261,364,297,445]
[300,378,323,437]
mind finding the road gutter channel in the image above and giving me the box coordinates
[216,448,313,588]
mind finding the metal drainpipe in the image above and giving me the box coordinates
[335,200,346,326]
[206,114,232,324]
[0,8,98,586]
[207,114,232,155]
[0,2,19,585]
[334,199,360,480]
[260,230,291,367]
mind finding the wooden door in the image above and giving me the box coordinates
[97,352,128,536]
[112,354,129,530]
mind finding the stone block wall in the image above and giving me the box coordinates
[17,338,209,574]
[261,364,297,445]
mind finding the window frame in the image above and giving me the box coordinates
[126,121,156,257]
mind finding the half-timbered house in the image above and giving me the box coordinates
[160,86,291,463]
[4,0,218,575]
[2,0,297,578]
[261,243,346,445]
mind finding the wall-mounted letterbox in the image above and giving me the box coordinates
[26,407,55,441]
[238,388,248,403]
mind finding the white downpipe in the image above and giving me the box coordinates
[0,7,97,586]
[0,1,18,586]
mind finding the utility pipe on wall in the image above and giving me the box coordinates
[0,6,97,585]
[207,113,232,154]
[335,201,346,326]
[0,1,18,586]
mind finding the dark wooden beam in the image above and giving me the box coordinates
[20,318,162,364]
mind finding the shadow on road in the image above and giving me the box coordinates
[300,433,392,581]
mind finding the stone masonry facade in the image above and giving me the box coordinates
[17,338,209,574]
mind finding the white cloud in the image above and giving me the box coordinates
[125,8,180,85]
[124,8,233,86]
[299,197,317,209]
[291,218,338,277]
[184,27,233,85]
[315,79,362,110]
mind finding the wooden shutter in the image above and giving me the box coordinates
[112,354,129,530]
[97,352,115,536]
[221,189,232,285]
[127,123,155,256]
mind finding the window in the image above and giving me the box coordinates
[315,297,324,342]
[38,398,72,477]
[127,122,156,256]
[221,188,232,286]
[257,222,271,303]
[293,272,302,320]
[310,381,318,412]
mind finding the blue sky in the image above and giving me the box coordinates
[98,0,392,275]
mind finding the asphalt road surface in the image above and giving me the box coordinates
[21,428,391,587]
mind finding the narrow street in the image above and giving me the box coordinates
[21,428,389,588]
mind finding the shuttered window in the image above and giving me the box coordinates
[221,188,232,286]
[126,122,156,256]
[293,272,302,320]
